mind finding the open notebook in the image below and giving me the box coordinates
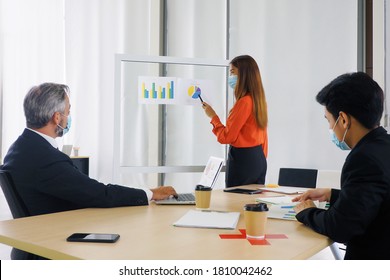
[155,156,224,205]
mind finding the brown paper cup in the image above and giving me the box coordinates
[244,203,268,239]
[195,189,211,209]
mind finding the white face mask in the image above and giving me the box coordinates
[228,75,237,89]
[57,114,72,137]
[329,116,350,150]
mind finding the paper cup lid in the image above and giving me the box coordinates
[244,203,269,211]
[195,184,212,191]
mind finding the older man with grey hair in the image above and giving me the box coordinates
[1,83,177,259]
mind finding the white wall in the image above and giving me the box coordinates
[229,0,357,183]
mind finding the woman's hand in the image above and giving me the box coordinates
[202,102,217,119]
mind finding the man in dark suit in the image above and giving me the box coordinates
[1,83,177,259]
[293,72,390,259]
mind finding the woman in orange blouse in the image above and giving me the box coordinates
[202,55,268,187]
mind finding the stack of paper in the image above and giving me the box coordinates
[259,186,309,195]
[256,196,298,221]
[173,210,240,229]
[256,196,298,205]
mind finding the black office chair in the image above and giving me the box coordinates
[278,168,318,188]
[0,169,45,260]
[0,170,30,219]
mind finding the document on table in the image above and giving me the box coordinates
[258,186,309,195]
[173,210,240,229]
[256,196,298,205]
[256,196,299,221]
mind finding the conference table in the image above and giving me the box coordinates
[0,186,331,260]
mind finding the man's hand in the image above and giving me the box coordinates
[292,188,331,203]
[294,199,317,214]
[150,186,178,201]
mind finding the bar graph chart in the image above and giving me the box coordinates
[138,76,214,105]
[141,80,174,99]
[138,76,176,104]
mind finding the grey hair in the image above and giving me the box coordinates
[23,83,69,129]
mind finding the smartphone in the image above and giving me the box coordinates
[66,233,120,243]
[223,188,263,195]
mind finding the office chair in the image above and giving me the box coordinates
[0,170,30,219]
[0,169,45,260]
[278,168,318,188]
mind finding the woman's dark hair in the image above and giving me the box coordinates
[316,72,383,129]
[230,55,267,128]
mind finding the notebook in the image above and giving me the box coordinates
[155,156,224,205]
[173,210,240,229]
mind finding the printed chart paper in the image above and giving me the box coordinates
[138,76,215,105]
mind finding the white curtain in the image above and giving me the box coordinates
[64,0,161,184]
[0,0,159,185]
[0,0,66,161]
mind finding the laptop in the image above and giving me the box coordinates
[155,156,224,205]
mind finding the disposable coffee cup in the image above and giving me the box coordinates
[244,203,269,239]
[73,147,80,157]
[195,184,212,209]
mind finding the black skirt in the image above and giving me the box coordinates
[225,145,267,188]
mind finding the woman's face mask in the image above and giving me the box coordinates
[228,75,237,89]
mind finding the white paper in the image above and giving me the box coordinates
[266,204,297,221]
[256,196,320,221]
[256,196,298,220]
[256,196,299,205]
[259,186,310,195]
[173,210,240,229]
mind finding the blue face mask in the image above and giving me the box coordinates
[228,75,237,89]
[329,116,350,150]
[58,114,72,136]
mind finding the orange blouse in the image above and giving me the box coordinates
[210,95,268,157]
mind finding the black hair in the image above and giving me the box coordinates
[316,72,383,129]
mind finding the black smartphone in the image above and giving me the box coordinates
[66,233,120,243]
[223,188,263,195]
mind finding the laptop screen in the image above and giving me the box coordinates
[198,156,224,188]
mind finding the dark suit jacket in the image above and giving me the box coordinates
[296,127,390,259]
[2,129,149,216]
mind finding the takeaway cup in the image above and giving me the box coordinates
[195,185,212,209]
[244,203,269,239]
